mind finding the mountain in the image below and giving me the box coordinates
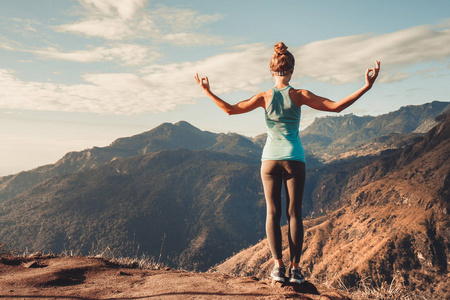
[110,121,218,153]
[0,121,262,204]
[212,111,450,299]
[300,101,450,161]
[0,119,320,272]
[2,102,446,203]
[0,149,265,271]
[0,101,448,279]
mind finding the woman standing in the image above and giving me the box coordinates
[195,42,380,284]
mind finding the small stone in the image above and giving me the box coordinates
[118,271,131,276]
[22,261,39,268]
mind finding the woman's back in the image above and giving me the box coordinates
[262,85,305,162]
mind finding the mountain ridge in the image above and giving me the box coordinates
[0,101,448,280]
[2,101,447,204]
[300,100,449,161]
[0,149,266,271]
[212,111,450,299]
[0,121,262,203]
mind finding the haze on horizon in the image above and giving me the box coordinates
[1,0,449,176]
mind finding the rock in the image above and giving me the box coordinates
[22,261,39,268]
[117,271,132,276]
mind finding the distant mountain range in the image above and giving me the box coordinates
[0,121,262,203]
[0,149,265,271]
[300,101,450,161]
[0,101,448,278]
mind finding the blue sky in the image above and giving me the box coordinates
[0,0,449,176]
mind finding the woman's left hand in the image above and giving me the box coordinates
[365,60,380,88]
[195,73,211,92]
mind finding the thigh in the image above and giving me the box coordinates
[282,161,306,210]
[261,161,283,210]
[281,161,306,179]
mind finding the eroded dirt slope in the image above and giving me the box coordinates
[0,255,350,299]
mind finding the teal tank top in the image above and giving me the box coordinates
[261,86,306,162]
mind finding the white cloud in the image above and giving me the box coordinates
[0,36,19,51]
[0,44,267,115]
[0,35,161,66]
[1,23,449,116]
[54,0,222,45]
[55,13,160,41]
[162,32,224,46]
[0,68,193,115]
[32,44,161,66]
[78,0,147,20]
[57,18,134,40]
[1,17,41,35]
[152,5,222,30]
[293,23,450,84]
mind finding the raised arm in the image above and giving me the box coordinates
[195,73,265,115]
[300,61,380,112]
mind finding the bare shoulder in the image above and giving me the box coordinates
[261,89,273,99]
[260,89,273,108]
[289,88,311,106]
[290,88,313,96]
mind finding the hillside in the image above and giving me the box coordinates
[0,126,318,271]
[0,121,263,203]
[0,101,448,277]
[212,112,450,299]
[300,100,449,161]
[0,255,351,299]
[0,150,265,271]
[1,101,446,204]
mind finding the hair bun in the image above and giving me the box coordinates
[274,42,288,55]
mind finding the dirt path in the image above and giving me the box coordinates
[0,256,350,299]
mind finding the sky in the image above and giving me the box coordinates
[0,0,449,176]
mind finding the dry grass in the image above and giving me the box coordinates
[350,278,416,300]
[0,243,164,271]
[89,246,164,269]
[318,275,417,300]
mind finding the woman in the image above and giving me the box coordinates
[195,42,380,284]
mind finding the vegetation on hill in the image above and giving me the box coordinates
[300,101,449,161]
[0,150,265,271]
[0,101,448,288]
[0,121,258,203]
[213,111,450,299]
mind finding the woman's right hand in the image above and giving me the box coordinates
[365,60,381,88]
[195,73,211,92]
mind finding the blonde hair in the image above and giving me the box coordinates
[270,42,295,76]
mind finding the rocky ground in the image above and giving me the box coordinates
[0,255,351,299]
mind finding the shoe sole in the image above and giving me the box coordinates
[271,276,285,283]
[289,278,305,284]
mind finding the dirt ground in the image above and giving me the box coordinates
[0,255,351,299]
